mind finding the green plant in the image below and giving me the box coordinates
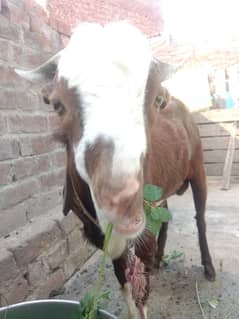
[77,223,113,319]
[77,184,171,318]
[162,250,185,266]
[143,184,172,235]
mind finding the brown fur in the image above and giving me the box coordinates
[41,59,215,316]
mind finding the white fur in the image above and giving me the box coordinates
[58,21,152,179]
[122,284,148,319]
[122,283,139,319]
[143,306,148,319]
[58,21,152,236]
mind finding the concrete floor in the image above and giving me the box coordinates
[56,177,239,318]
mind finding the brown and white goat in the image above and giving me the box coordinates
[16,21,215,319]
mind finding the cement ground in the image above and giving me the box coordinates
[56,177,239,319]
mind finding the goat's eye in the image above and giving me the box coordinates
[53,102,65,116]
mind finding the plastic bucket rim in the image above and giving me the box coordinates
[0,299,117,319]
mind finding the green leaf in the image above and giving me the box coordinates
[151,207,172,223]
[146,214,162,235]
[162,250,185,265]
[143,184,163,202]
[144,203,152,215]
[150,207,161,221]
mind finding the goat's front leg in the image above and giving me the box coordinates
[121,282,142,319]
[113,255,148,319]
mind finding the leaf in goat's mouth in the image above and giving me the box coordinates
[143,184,172,235]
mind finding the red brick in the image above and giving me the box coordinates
[57,20,72,36]
[0,38,13,62]
[21,28,46,52]
[47,113,61,131]
[48,16,58,31]
[7,219,63,267]
[0,200,31,236]
[28,268,65,299]
[11,154,52,181]
[24,0,49,24]
[0,179,39,210]
[63,251,82,279]
[2,0,30,29]
[29,14,47,33]
[36,153,52,172]
[68,228,85,252]
[0,14,22,42]
[38,168,65,191]
[30,188,62,218]
[60,34,70,47]
[7,0,25,7]
[7,113,48,133]
[44,240,68,270]
[0,40,52,68]
[29,14,62,51]
[0,137,20,160]
[56,213,83,235]
[0,113,8,134]
[0,65,29,89]
[0,248,20,282]
[11,157,35,181]
[0,88,42,111]
[28,258,51,286]
[23,18,62,53]
[19,134,58,156]
[0,274,30,304]
[14,49,52,69]
[0,161,13,186]
[63,243,95,279]
[52,149,66,168]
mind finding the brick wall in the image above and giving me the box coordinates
[0,209,95,305]
[0,1,66,236]
[46,0,163,37]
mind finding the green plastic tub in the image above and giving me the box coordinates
[0,299,117,319]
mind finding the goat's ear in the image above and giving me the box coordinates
[153,57,177,82]
[15,52,61,83]
[63,170,74,216]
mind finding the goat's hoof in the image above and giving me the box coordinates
[204,264,216,281]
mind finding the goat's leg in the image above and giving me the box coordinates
[134,231,156,317]
[113,256,140,319]
[154,201,169,269]
[190,158,216,281]
[113,233,155,319]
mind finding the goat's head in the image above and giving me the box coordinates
[16,21,173,240]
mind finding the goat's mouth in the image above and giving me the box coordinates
[114,214,145,236]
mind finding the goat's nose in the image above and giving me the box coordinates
[110,176,140,207]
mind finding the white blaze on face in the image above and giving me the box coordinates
[58,21,152,183]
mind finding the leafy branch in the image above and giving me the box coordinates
[143,184,172,235]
